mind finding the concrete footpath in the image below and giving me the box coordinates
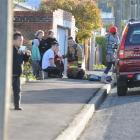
[8,78,111,140]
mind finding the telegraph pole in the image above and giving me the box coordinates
[0,0,13,140]
[131,0,138,19]
[114,0,122,35]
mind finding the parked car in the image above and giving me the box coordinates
[116,20,140,96]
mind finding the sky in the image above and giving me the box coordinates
[24,0,41,9]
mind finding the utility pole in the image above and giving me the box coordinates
[138,0,140,19]
[130,0,138,19]
[0,0,13,140]
[114,0,122,35]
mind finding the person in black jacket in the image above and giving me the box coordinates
[38,30,58,68]
[45,30,58,50]
[39,30,57,54]
[12,32,31,110]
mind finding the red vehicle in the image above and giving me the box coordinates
[116,20,140,96]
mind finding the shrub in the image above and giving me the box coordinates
[93,64,105,70]
[22,60,36,80]
[96,36,107,65]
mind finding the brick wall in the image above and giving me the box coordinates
[14,10,76,46]
[14,11,53,45]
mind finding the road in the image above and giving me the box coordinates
[80,87,140,140]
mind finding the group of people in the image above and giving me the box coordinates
[12,30,83,110]
[12,25,119,110]
[31,30,83,79]
[31,30,61,79]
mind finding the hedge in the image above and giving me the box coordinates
[96,36,107,65]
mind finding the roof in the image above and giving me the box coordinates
[14,2,36,11]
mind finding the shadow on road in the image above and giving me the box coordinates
[99,87,140,110]
[97,87,140,140]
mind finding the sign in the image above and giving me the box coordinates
[14,16,53,23]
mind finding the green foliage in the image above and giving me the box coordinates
[96,36,107,65]
[93,64,106,70]
[22,61,36,80]
[39,0,101,41]
[39,1,51,13]
[121,20,127,32]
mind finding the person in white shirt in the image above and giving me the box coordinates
[42,41,61,77]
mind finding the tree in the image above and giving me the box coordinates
[73,1,101,42]
[39,0,101,69]
[39,0,101,42]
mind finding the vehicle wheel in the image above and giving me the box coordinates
[117,84,127,96]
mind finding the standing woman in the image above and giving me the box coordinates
[101,26,120,83]
[31,30,44,79]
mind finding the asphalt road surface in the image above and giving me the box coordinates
[80,87,140,140]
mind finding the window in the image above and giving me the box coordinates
[125,25,140,46]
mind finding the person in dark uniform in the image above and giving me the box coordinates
[38,30,58,67]
[12,32,31,110]
[39,30,58,56]
[45,30,58,50]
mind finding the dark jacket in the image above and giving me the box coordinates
[12,46,29,76]
[45,37,57,49]
[38,39,47,56]
[39,37,57,55]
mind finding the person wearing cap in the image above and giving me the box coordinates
[101,25,120,83]
[42,41,61,77]
[31,30,44,79]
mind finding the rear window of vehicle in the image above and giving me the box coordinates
[125,24,140,46]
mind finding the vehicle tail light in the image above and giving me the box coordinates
[119,50,125,59]
[127,74,133,78]
[118,26,128,59]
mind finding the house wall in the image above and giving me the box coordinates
[53,9,75,39]
[14,10,76,44]
[14,11,53,45]
[14,10,76,74]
